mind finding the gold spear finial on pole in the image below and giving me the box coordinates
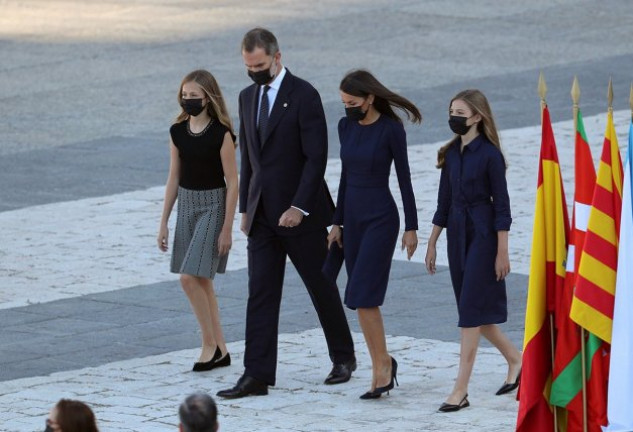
[571,76,580,107]
[539,72,547,123]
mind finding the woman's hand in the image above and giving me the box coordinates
[401,230,418,260]
[327,225,343,249]
[425,244,437,274]
[218,227,232,256]
[158,225,169,252]
[495,250,511,281]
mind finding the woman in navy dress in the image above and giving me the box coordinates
[425,89,522,412]
[328,70,420,399]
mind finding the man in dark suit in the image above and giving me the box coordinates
[217,28,356,399]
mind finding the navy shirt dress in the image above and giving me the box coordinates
[333,115,418,309]
[432,135,512,327]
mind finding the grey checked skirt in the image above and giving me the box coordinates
[171,186,228,279]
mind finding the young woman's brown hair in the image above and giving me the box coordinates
[175,69,235,140]
[436,89,504,168]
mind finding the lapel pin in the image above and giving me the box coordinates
[283,102,288,108]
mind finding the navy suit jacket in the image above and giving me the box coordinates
[238,70,335,235]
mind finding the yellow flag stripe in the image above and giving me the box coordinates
[586,207,618,245]
[570,298,613,343]
[577,254,617,293]
[524,185,546,348]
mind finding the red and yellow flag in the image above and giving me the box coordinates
[517,106,569,432]
[569,108,623,430]
[550,108,595,431]
[570,109,623,343]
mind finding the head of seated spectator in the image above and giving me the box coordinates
[179,392,219,432]
[46,399,99,432]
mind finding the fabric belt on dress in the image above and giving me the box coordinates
[346,172,389,188]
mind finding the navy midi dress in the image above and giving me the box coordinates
[432,135,512,327]
[333,115,418,309]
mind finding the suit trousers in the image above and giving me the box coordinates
[244,211,355,386]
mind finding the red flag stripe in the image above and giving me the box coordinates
[574,274,616,318]
[591,184,619,217]
[582,231,619,270]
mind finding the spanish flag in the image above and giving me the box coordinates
[517,106,569,432]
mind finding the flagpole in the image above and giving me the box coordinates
[571,76,589,432]
[539,71,559,432]
[630,83,633,120]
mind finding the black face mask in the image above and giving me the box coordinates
[448,115,473,135]
[181,98,205,117]
[345,106,367,122]
[248,65,275,86]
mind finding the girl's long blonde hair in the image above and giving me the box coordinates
[436,89,504,168]
[175,69,235,139]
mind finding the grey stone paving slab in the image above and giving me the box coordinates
[0,262,527,382]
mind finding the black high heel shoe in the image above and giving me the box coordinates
[192,346,221,372]
[360,357,399,399]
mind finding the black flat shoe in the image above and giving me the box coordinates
[359,357,398,400]
[438,394,469,412]
[324,358,357,385]
[216,375,268,399]
[192,347,221,372]
[213,352,231,368]
[496,368,521,395]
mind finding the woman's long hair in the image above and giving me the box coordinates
[339,69,422,124]
[436,89,504,168]
[175,69,235,138]
[55,399,99,432]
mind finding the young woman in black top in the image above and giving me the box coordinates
[158,70,238,371]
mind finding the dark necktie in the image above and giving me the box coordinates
[258,85,270,143]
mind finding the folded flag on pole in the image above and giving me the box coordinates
[517,106,569,432]
[605,119,633,432]
[550,108,595,431]
[570,108,624,430]
[570,109,623,342]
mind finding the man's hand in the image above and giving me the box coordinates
[278,207,304,228]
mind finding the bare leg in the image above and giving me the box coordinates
[446,327,481,405]
[481,324,522,383]
[200,278,228,356]
[357,307,392,391]
[181,274,217,362]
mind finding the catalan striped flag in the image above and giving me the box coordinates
[570,108,624,429]
[517,106,569,432]
[605,119,633,432]
[570,108,623,342]
[550,108,595,431]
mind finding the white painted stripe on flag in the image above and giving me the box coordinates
[574,201,591,232]
[566,244,575,272]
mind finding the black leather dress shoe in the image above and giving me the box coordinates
[216,375,268,399]
[324,358,357,385]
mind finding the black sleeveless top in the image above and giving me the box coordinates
[170,119,232,190]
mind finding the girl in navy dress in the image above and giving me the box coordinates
[425,89,522,412]
[158,70,238,372]
[328,70,420,399]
